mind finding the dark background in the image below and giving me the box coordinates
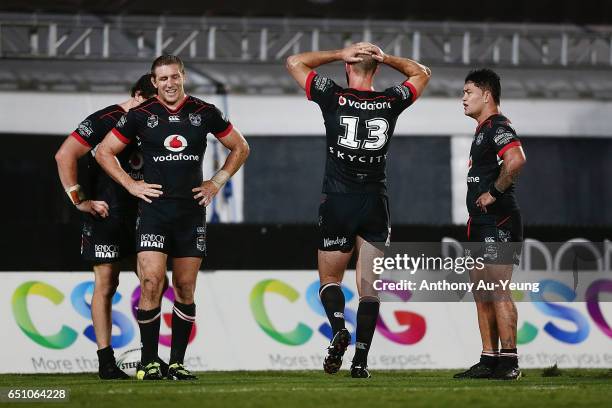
[1,0,611,24]
[1,133,610,271]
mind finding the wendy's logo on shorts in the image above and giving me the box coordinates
[163,135,188,152]
[323,236,348,248]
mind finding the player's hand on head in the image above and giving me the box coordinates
[366,44,385,62]
[192,180,219,207]
[342,43,372,63]
[127,179,163,203]
[76,200,109,218]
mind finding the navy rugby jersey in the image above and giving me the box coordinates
[71,104,142,212]
[111,96,232,200]
[466,114,521,216]
[305,71,418,194]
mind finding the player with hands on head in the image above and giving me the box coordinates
[287,42,430,378]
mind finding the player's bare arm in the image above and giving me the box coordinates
[368,45,432,97]
[55,135,110,217]
[192,127,250,206]
[475,146,526,212]
[286,43,373,89]
[96,132,163,203]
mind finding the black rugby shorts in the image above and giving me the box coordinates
[318,193,390,252]
[136,199,206,258]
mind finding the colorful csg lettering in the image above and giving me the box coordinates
[250,279,427,346]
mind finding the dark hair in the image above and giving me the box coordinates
[150,54,185,77]
[465,68,501,105]
[130,74,156,98]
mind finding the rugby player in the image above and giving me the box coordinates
[454,69,526,380]
[286,43,430,378]
[55,74,163,379]
[96,55,249,380]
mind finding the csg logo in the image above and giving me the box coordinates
[517,279,612,345]
[12,281,133,349]
[11,280,196,349]
[164,135,187,152]
[249,279,426,347]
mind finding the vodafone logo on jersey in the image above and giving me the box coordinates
[338,95,391,110]
[164,135,187,152]
[155,135,199,163]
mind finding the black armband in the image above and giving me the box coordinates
[489,183,505,199]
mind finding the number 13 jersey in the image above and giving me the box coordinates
[305,71,418,194]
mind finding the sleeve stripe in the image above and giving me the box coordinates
[215,123,234,139]
[497,140,521,158]
[111,128,130,144]
[305,70,317,101]
[70,131,91,148]
[402,80,419,102]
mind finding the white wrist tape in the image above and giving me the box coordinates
[65,184,86,205]
[210,170,231,188]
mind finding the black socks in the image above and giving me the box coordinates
[319,283,346,336]
[500,348,519,367]
[136,307,161,365]
[480,350,499,368]
[170,302,196,365]
[97,346,115,367]
[352,297,380,365]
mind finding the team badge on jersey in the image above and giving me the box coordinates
[475,132,484,145]
[116,114,127,128]
[313,76,333,92]
[78,119,93,137]
[498,229,511,242]
[147,114,159,128]
[163,135,188,152]
[392,84,411,100]
[494,127,514,146]
[189,113,202,127]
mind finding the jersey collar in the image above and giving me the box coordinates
[475,113,505,134]
[155,94,189,114]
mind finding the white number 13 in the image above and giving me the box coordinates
[337,116,389,150]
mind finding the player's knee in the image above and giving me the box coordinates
[141,275,164,297]
[95,282,117,299]
[173,280,195,303]
[94,274,119,298]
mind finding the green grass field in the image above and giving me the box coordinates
[1,370,611,408]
